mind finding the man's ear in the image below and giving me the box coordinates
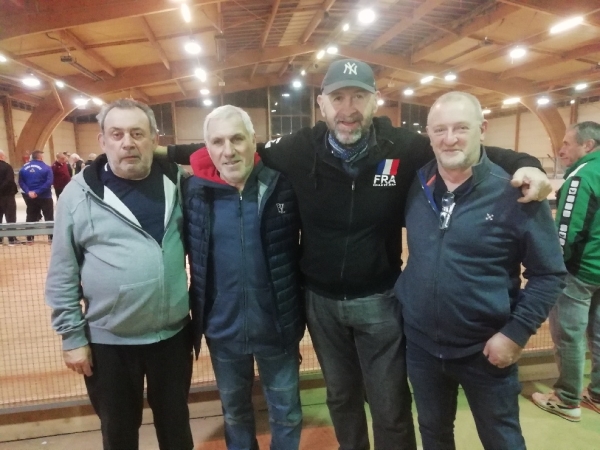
[97,133,105,150]
[480,120,489,142]
[316,94,326,116]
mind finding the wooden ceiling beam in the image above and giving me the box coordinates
[300,0,337,44]
[60,30,117,77]
[174,80,187,97]
[249,64,259,81]
[497,0,600,27]
[411,3,519,63]
[261,0,282,48]
[201,3,223,34]
[499,40,600,79]
[278,57,294,77]
[537,68,600,89]
[0,0,225,42]
[130,88,151,103]
[369,0,446,51]
[139,17,171,71]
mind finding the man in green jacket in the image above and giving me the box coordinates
[533,121,600,422]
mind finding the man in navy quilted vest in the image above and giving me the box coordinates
[182,105,304,450]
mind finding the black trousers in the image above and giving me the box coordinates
[0,195,17,243]
[84,327,194,450]
[22,194,53,241]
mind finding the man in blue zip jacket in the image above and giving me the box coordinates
[183,105,304,450]
[395,91,567,450]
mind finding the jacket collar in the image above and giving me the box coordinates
[564,150,600,179]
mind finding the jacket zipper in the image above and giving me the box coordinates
[339,180,356,299]
[239,191,248,352]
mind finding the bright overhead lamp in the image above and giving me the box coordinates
[326,46,338,55]
[55,80,65,88]
[358,8,376,24]
[342,23,350,32]
[300,70,306,76]
[282,93,290,97]
[184,39,201,55]
[420,75,434,84]
[570,99,576,104]
[377,99,384,106]
[316,50,325,60]
[403,88,414,96]
[444,73,457,81]
[503,97,520,105]
[0,54,7,63]
[199,88,210,95]
[482,108,491,115]
[271,109,276,113]
[203,99,213,106]
[181,4,192,23]
[194,68,207,82]
[575,83,588,91]
[292,80,302,88]
[74,97,89,107]
[509,46,526,59]
[537,97,550,105]
[92,97,103,106]
[22,74,41,87]
[413,123,420,126]
[550,16,584,34]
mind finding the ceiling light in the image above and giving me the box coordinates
[181,4,192,23]
[292,80,302,88]
[503,97,520,105]
[194,68,207,82]
[274,102,278,106]
[22,74,40,87]
[413,123,420,126]
[200,88,210,95]
[537,97,550,105]
[403,88,414,96]
[184,39,201,55]
[55,80,65,88]
[509,46,526,59]
[316,50,325,60]
[570,99,576,104]
[342,23,350,32]
[482,108,491,115]
[0,54,7,63]
[271,109,276,113]
[301,70,306,76]
[203,99,213,106]
[74,97,89,106]
[377,99,384,106]
[92,97,103,106]
[550,16,584,34]
[326,46,338,55]
[420,75,434,84]
[444,73,457,81]
[575,83,588,91]
[358,8,376,24]
[282,93,290,97]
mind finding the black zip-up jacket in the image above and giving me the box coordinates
[0,160,18,196]
[169,116,543,299]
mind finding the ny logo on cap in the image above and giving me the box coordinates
[344,62,357,75]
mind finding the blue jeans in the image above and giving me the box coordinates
[209,344,302,450]
[306,290,416,450]
[549,273,600,405]
[406,340,525,450]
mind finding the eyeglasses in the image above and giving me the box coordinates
[439,191,456,230]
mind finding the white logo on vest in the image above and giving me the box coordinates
[344,62,358,75]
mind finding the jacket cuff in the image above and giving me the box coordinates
[62,330,89,351]
[499,319,531,348]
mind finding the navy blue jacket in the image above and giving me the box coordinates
[395,149,567,359]
[183,149,304,356]
[19,159,53,198]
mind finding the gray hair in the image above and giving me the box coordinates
[96,98,158,136]
[204,105,255,141]
[429,91,484,123]
[571,121,600,149]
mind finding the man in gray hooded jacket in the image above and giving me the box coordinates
[46,99,193,450]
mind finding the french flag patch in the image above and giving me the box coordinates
[373,159,400,187]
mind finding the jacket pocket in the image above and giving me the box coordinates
[99,278,160,336]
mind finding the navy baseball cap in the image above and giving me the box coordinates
[321,59,377,95]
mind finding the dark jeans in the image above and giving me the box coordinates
[84,327,194,450]
[22,194,53,241]
[306,290,416,450]
[406,340,525,450]
[209,343,302,450]
[0,195,17,243]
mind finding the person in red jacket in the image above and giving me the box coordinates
[51,152,71,199]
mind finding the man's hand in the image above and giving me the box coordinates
[63,345,93,377]
[510,167,551,203]
[28,191,37,199]
[483,332,523,368]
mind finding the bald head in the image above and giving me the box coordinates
[0,150,6,161]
